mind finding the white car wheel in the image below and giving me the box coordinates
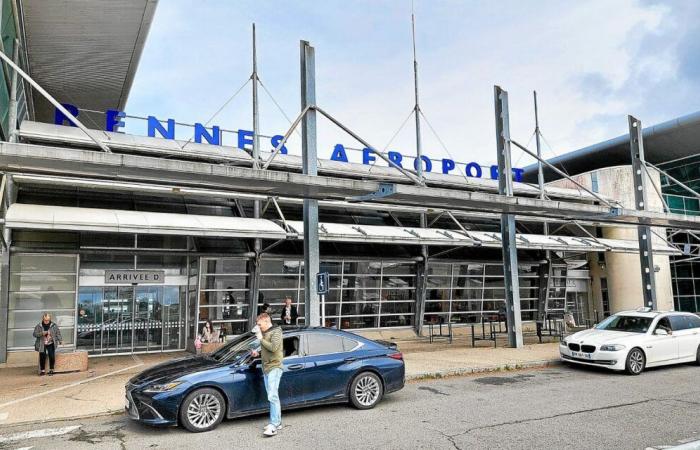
[625,348,645,375]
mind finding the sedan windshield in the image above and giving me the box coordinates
[595,315,652,333]
[209,333,260,363]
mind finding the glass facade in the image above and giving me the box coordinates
[425,262,569,325]
[76,253,188,355]
[659,156,700,313]
[3,231,592,355]
[8,254,77,349]
[198,258,251,337]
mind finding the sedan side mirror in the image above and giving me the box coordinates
[654,328,669,336]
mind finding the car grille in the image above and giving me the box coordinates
[568,343,580,351]
[126,389,139,419]
[581,345,596,353]
[562,355,616,365]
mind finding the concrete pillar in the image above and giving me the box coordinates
[550,165,674,313]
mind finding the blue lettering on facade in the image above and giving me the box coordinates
[270,135,289,154]
[237,129,254,150]
[465,162,482,178]
[414,155,432,173]
[490,165,499,180]
[105,110,126,132]
[52,105,524,181]
[147,116,175,139]
[362,148,376,165]
[441,158,455,174]
[388,151,403,168]
[330,144,348,162]
[512,168,524,182]
[194,123,221,145]
[54,103,80,127]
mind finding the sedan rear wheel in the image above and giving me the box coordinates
[696,345,700,366]
[179,388,225,432]
[625,348,646,375]
[350,372,383,410]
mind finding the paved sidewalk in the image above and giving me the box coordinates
[0,341,560,427]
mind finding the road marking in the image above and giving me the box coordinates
[669,440,700,450]
[0,425,80,444]
[0,412,8,422]
[0,362,143,410]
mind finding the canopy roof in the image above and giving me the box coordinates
[5,204,680,255]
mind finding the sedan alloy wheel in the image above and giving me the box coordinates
[180,388,225,432]
[350,372,383,409]
[625,348,646,375]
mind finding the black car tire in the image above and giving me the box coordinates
[625,348,646,375]
[179,388,226,433]
[696,345,700,366]
[349,372,383,410]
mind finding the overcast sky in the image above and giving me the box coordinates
[125,0,700,170]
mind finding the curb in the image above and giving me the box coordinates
[0,409,124,430]
[406,358,562,381]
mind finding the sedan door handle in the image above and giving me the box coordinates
[288,364,304,371]
[344,357,357,362]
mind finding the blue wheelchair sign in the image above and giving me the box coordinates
[316,272,329,295]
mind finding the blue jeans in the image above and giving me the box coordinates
[263,368,283,427]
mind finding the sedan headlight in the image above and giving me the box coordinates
[559,340,567,346]
[600,344,626,352]
[143,381,183,393]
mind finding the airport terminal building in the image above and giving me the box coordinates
[0,1,696,363]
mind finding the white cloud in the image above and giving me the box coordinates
[126,0,688,172]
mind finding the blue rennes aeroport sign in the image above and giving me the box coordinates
[54,104,524,181]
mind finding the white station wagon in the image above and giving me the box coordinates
[560,309,700,375]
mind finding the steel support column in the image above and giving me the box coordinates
[7,39,19,143]
[628,116,657,310]
[301,41,320,327]
[250,24,262,322]
[494,86,523,348]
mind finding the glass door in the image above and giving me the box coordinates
[134,286,163,352]
[107,286,134,354]
[78,285,185,355]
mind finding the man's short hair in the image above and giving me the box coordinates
[256,312,271,322]
[284,296,292,301]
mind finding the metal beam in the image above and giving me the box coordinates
[301,40,320,327]
[6,142,700,229]
[629,116,657,310]
[495,86,523,348]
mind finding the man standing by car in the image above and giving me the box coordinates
[252,313,283,437]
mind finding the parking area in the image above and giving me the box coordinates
[2,363,700,449]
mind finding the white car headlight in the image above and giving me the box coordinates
[559,340,567,346]
[600,344,625,352]
[143,381,183,393]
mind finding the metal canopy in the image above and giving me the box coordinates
[5,203,287,239]
[3,141,700,230]
[284,221,680,255]
[21,0,157,124]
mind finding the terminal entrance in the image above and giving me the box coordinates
[77,285,186,355]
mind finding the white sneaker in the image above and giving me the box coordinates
[263,424,277,437]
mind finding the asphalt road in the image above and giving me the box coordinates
[2,363,700,450]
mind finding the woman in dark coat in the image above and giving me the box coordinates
[33,313,62,376]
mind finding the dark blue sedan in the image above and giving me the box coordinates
[125,327,405,432]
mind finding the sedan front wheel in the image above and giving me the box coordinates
[625,348,646,375]
[179,388,225,432]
